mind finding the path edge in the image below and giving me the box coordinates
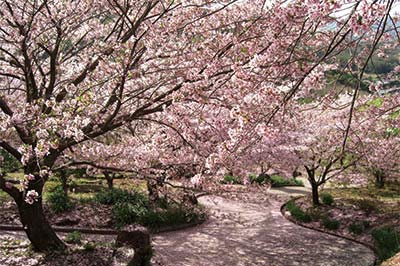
[280,196,377,266]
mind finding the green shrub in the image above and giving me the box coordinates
[371,227,400,261]
[65,231,82,244]
[270,175,304,187]
[286,201,312,223]
[47,186,73,213]
[249,173,270,185]
[45,181,60,193]
[362,220,371,228]
[94,189,148,206]
[307,208,324,221]
[348,221,369,235]
[113,201,149,228]
[69,168,87,178]
[357,199,378,215]
[321,217,340,230]
[320,193,334,206]
[83,242,96,251]
[97,189,203,229]
[220,175,242,185]
[143,207,196,228]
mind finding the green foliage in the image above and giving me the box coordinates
[0,148,21,172]
[368,97,384,108]
[142,207,203,229]
[113,201,149,228]
[47,186,73,214]
[96,189,203,229]
[83,242,96,251]
[389,109,400,119]
[357,199,378,215]
[286,201,312,223]
[65,231,82,244]
[297,97,314,105]
[321,217,340,230]
[270,175,304,187]
[326,70,369,91]
[68,168,87,178]
[320,193,334,206]
[348,221,370,235]
[385,127,400,137]
[371,227,400,261]
[94,188,148,206]
[249,173,270,185]
[366,53,400,74]
[307,208,324,222]
[45,181,60,193]
[220,175,242,185]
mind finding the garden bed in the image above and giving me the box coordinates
[282,185,400,264]
[0,188,206,232]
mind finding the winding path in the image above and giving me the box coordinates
[152,192,375,266]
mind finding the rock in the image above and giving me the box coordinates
[116,225,150,248]
[111,246,135,266]
[115,225,152,266]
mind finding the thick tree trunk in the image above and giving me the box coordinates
[104,171,114,190]
[17,197,66,251]
[15,168,66,252]
[311,183,320,207]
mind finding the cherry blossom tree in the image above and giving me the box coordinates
[289,100,360,206]
[349,95,400,188]
[0,0,397,251]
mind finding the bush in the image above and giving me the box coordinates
[65,231,82,244]
[286,201,312,223]
[142,207,202,229]
[97,189,203,229]
[220,175,242,185]
[47,186,73,213]
[83,242,96,251]
[320,193,334,205]
[113,201,149,228]
[372,227,400,261]
[270,175,304,187]
[68,168,87,178]
[249,173,270,185]
[348,221,369,235]
[357,199,378,215]
[321,217,340,230]
[94,188,148,206]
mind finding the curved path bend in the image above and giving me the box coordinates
[152,193,375,266]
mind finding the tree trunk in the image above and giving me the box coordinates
[104,171,114,190]
[375,173,384,189]
[311,183,320,207]
[13,169,66,252]
[305,165,320,206]
[17,196,66,251]
[146,178,159,205]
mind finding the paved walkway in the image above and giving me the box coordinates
[152,193,375,266]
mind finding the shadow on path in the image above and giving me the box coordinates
[152,195,375,266]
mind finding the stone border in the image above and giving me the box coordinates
[0,217,206,236]
[280,197,377,266]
